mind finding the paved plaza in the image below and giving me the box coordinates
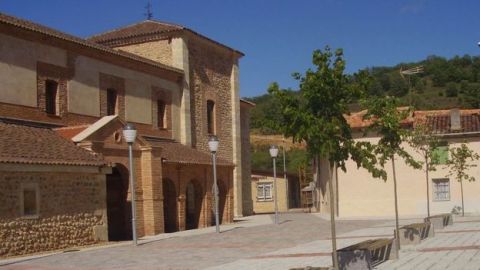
[1,212,480,270]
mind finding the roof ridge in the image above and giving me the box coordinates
[0,12,183,74]
[87,19,183,41]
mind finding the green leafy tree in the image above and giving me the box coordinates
[362,96,421,253]
[408,124,441,216]
[446,143,480,216]
[445,82,458,97]
[269,46,384,269]
[462,83,480,108]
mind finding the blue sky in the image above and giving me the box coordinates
[1,0,479,97]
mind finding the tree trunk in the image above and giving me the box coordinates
[392,155,400,256]
[461,180,465,217]
[328,162,339,270]
[425,154,430,217]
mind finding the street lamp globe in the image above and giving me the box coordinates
[123,123,137,144]
[208,135,219,153]
[269,145,279,158]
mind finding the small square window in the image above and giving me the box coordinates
[21,184,39,217]
[257,183,273,201]
[433,178,450,201]
[432,142,449,165]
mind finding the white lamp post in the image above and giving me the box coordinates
[123,123,138,245]
[269,145,279,224]
[208,135,220,233]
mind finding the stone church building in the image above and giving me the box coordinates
[0,13,253,257]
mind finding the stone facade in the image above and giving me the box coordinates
[0,14,246,258]
[116,39,173,67]
[240,100,254,215]
[0,171,107,257]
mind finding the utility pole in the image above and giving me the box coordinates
[400,66,424,106]
[144,1,153,20]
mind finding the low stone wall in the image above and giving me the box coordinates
[0,171,107,258]
[0,213,104,257]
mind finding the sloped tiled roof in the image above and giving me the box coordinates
[88,20,182,43]
[0,123,106,167]
[55,125,89,140]
[88,20,244,56]
[0,13,183,74]
[418,109,480,134]
[147,139,233,166]
[348,108,480,135]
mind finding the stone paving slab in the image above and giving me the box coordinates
[2,213,480,270]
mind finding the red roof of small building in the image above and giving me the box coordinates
[347,108,480,135]
[0,123,106,167]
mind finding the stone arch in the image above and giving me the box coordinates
[163,178,178,233]
[185,179,204,230]
[106,163,132,241]
[217,179,228,224]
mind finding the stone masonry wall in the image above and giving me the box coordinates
[0,171,107,258]
[116,39,172,67]
[188,36,235,162]
[240,103,253,216]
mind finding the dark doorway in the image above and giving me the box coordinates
[186,180,203,230]
[217,180,227,224]
[106,165,131,241]
[163,178,178,233]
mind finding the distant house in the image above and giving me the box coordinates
[312,109,480,218]
[251,170,301,214]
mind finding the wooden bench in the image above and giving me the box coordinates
[396,222,434,245]
[425,213,453,230]
[337,238,397,270]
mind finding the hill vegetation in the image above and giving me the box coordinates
[246,54,480,174]
[246,54,480,135]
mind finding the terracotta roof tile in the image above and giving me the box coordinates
[0,123,106,167]
[88,20,182,43]
[421,110,480,134]
[54,125,89,140]
[147,139,233,166]
[348,108,480,135]
[0,13,183,74]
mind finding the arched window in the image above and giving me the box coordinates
[45,80,58,115]
[106,88,117,116]
[157,100,166,129]
[207,100,215,134]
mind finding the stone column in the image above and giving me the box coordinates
[230,59,243,218]
[140,147,164,235]
[171,37,192,146]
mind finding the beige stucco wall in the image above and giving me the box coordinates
[69,55,181,136]
[0,33,66,107]
[337,135,480,218]
[252,176,288,214]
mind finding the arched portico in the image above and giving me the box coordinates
[163,178,178,233]
[185,179,204,230]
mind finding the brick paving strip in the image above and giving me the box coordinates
[251,252,332,259]
[437,229,480,234]
[419,245,480,252]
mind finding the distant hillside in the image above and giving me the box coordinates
[246,54,480,174]
[245,54,480,135]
